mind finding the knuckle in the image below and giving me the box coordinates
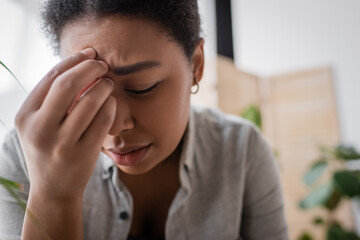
[14,109,34,130]
[102,78,114,90]
[31,124,49,143]
[95,79,112,93]
[56,75,76,90]
[85,97,99,107]
[25,113,53,146]
[54,142,67,156]
[14,112,24,128]
[15,112,55,150]
[28,131,46,148]
[45,68,61,80]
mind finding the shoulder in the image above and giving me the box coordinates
[189,105,274,172]
[0,128,29,184]
[0,128,29,239]
[191,104,254,129]
[190,104,264,152]
[1,128,24,157]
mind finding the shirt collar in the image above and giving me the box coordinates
[101,151,115,179]
[101,105,196,179]
[178,105,196,172]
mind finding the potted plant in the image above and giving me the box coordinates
[299,144,360,240]
[240,104,262,129]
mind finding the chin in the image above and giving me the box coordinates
[117,162,158,175]
[118,166,147,175]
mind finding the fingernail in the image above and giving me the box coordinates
[99,61,109,70]
[81,48,96,57]
[104,78,114,86]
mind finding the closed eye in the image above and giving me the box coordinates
[126,82,160,95]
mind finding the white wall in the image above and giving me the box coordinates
[192,0,218,108]
[232,0,360,148]
[0,0,65,143]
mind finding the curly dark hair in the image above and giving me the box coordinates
[41,0,202,61]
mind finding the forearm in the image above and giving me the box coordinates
[21,191,83,240]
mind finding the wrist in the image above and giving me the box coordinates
[28,186,84,204]
[23,190,84,240]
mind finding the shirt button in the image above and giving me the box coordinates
[119,211,129,220]
[183,164,189,173]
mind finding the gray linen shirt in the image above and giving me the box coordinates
[0,105,289,240]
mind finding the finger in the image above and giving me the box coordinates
[80,95,116,149]
[40,59,109,125]
[60,78,114,143]
[66,77,101,115]
[17,49,96,117]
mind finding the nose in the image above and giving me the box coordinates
[107,97,135,135]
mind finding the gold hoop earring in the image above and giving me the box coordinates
[191,79,199,94]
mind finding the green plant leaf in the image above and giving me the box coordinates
[0,177,25,210]
[300,182,334,209]
[0,60,27,94]
[2,184,27,211]
[2,184,53,239]
[335,145,360,161]
[327,223,360,240]
[304,159,328,186]
[347,233,360,240]
[313,216,325,225]
[0,176,22,190]
[334,170,360,197]
[241,104,262,129]
[298,232,314,240]
[323,187,342,211]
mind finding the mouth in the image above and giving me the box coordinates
[106,144,151,166]
[109,144,151,154]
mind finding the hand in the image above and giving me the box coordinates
[15,48,116,201]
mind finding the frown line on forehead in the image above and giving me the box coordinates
[112,61,161,76]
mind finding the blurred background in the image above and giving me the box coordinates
[1,0,360,239]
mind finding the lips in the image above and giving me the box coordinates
[106,144,151,166]
[108,144,151,155]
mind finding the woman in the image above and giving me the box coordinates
[0,0,289,239]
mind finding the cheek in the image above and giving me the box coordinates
[133,75,191,141]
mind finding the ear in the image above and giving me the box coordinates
[190,38,205,86]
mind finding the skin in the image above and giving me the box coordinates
[61,15,204,176]
[16,15,204,239]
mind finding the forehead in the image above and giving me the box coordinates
[60,15,182,65]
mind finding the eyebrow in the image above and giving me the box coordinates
[113,61,161,76]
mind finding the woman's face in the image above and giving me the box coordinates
[60,16,204,175]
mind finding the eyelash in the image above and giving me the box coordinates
[126,82,160,95]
